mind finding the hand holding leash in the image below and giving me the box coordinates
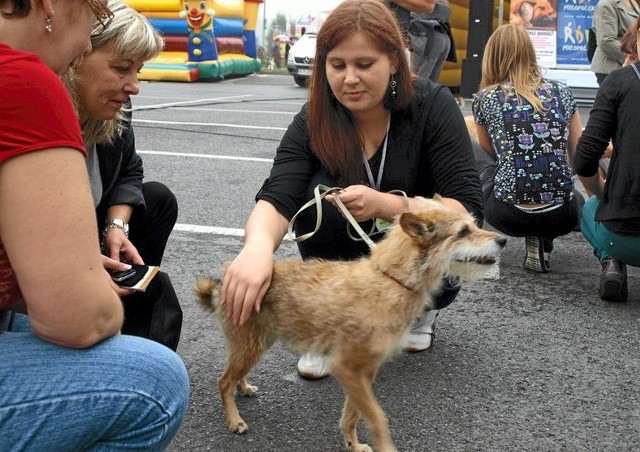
[288,184,408,249]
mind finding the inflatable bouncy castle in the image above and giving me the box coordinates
[126,0,263,82]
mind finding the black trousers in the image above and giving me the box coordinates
[128,181,178,265]
[98,181,181,350]
[97,181,177,264]
[472,138,580,240]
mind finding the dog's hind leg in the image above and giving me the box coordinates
[332,360,396,452]
[218,342,263,434]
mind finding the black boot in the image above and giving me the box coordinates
[599,258,628,302]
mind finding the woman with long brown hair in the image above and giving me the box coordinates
[220,0,482,379]
[575,14,640,302]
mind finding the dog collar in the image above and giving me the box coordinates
[376,266,416,292]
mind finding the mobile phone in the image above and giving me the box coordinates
[110,268,136,283]
[109,264,160,291]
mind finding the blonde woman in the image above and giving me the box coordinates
[64,0,182,350]
[472,24,583,273]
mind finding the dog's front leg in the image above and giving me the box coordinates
[340,395,371,452]
[333,361,397,452]
[237,377,257,396]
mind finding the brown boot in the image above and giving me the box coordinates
[599,258,628,302]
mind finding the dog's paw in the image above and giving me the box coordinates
[237,383,257,396]
[228,418,249,434]
[345,443,373,452]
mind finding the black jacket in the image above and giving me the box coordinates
[575,63,640,223]
[96,114,145,216]
[257,78,483,260]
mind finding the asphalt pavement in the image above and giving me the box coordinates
[131,74,640,452]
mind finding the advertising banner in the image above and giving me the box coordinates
[510,0,597,69]
[556,0,598,67]
[510,0,559,67]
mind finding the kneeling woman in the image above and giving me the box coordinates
[472,24,584,273]
[64,0,182,349]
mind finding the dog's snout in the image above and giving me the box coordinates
[496,236,508,248]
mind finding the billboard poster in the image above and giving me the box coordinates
[556,0,598,67]
[510,0,559,68]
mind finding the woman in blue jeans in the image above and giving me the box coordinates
[0,311,188,450]
[0,0,188,449]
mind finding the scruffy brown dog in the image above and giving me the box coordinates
[196,197,506,452]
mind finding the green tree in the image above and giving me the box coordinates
[267,12,287,44]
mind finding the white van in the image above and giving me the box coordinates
[286,11,330,87]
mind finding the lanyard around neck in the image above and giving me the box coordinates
[362,115,391,191]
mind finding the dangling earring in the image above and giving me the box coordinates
[45,17,53,33]
[389,74,397,100]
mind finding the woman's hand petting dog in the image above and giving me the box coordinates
[220,244,273,326]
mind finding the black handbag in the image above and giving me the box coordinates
[121,271,183,351]
[587,28,597,62]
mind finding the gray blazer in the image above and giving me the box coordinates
[591,0,639,74]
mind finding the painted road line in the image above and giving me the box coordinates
[132,119,287,131]
[137,150,273,163]
[171,223,501,279]
[132,95,254,111]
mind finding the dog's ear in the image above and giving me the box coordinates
[400,212,436,238]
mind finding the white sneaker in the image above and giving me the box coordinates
[402,309,439,352]
[297,353,331,380]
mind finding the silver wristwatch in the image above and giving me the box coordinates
[104,219,129,237]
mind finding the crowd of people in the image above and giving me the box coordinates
[1,0,638,448]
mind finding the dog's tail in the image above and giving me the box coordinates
[195,276,221,313]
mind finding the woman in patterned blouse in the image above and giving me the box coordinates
[472,24,584,273]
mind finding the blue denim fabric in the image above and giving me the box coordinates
[0,311,189,451]
[580,195,640,265]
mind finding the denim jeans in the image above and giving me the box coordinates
[0,311,189,451]
[580,195,640,265]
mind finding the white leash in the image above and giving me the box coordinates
[287,184,408,249]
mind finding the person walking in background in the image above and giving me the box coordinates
[409,0,456,82]
[472,24,583,274]
[574,14,640,303]
[590,0,639,85]
[387,0,435,38]
[63,0,182,351]
[0,0,189,448]
[219,0,483,380]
